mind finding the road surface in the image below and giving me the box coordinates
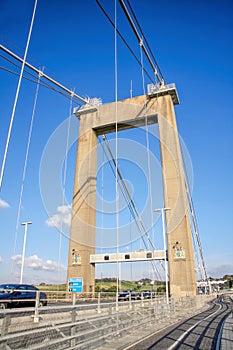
[124,300,230,350]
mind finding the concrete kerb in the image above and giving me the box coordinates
[219,308,233,350]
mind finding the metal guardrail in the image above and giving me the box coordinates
[0,293,215,350]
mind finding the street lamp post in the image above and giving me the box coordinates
[154,208,170,304]
[20,221,32,284]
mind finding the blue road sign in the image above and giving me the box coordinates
[68,277,83,293]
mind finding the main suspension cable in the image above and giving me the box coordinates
[0,0,38,191]
[0,44,88,105]
[118,0,164,84]
[125,0,164,82]
[96,0,155,84]
[0,54,81,105]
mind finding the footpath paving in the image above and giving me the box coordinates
[221,313,233,350]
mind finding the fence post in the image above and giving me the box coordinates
[71,306,76,348]
[72,293,76,306]
[32,290,40,323]
[129,293,132,310]
[97,292,101,313]
[141,294,144,307]
[108,304,112,315]
[1,315,11,336]
[230,296,233,317]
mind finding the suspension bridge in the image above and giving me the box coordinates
[0,0,230,349]
[2,0,208,293]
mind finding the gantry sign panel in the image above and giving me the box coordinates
[67,85,197,297]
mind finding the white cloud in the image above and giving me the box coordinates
[11,254,66,272]
[46,204,71,229]
[0,199,10,208]
[0,256,3,263]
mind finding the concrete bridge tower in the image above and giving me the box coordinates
[67,84,197,297]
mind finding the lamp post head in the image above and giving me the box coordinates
[154,207,171,213]
[21,222,32,226]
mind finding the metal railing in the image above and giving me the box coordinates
[0,292,214,350]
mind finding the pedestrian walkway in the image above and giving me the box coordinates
[221,313,233,350]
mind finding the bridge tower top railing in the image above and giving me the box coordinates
[147,83,180,105]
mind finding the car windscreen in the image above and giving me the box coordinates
[0,284,17,292]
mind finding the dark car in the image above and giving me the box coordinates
[118,290,137,301]
[0,284,47,309]
[137,290,155,300]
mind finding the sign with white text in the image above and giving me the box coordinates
[68,277,83,292]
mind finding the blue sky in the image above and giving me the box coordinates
[0,0,232,284]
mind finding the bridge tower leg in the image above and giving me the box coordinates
[67,126,97,293]
[158,95,196,297]
[67,89,197,297]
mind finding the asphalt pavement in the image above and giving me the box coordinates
[220,313,233,350]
